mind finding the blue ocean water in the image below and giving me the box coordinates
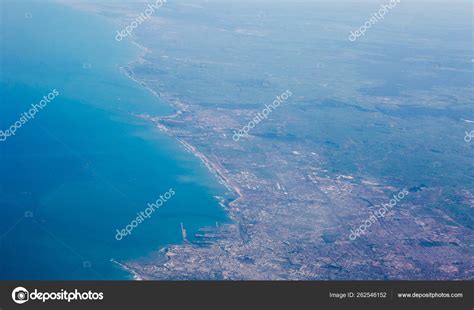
[0,0,228,279]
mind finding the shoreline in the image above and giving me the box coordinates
[122,38,243,204]
[111,259,143,280]
[117,38,243,278]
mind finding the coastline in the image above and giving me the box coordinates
[122,39,243,205]
[111,259,143,281]
[52,1,239,280]
[116,38,243,278]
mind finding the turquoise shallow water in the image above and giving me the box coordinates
[0,0,229,279]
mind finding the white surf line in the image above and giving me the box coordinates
[110,259,143,280]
